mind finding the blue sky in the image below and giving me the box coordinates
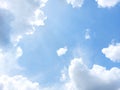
[0,0,120,90]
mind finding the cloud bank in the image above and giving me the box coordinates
[0,0,47,73]
[0,0,47,46]
[0,0,48,89]
[64,58,120,90]
[0,56,120,90]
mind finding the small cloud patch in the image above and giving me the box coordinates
[57,46,68,56]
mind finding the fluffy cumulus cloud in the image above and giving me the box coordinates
[96,0,120,8]
[63,58,120,90]
[102,43,120,62]
[66,0,84,8]
[0,75,65,90]
[0,75,40,90]
[1,0,120,90]
[57,46,68,56]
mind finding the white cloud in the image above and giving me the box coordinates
[0,46,23,74]
[0,74,65,90]
[85,29,91,40]
[96,0,120,8]
[57,46,68,56]
[8,0,47,42]
[0,9,13,47]
[0,1,48,90]
[66,0,84,8]
[102,43,120,62]
[1,1,120,90]
[40,0,48,8]
[1,57,119,90]
[0,0,48,74]
[64,58,120,90]
[0,0,47,45]
[60,67,68,82]
[0,75,40,90]
[0,1,9,9]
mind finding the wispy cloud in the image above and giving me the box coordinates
[66,0,84,8]
[67,0,120,8]
[85,29,91,40]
